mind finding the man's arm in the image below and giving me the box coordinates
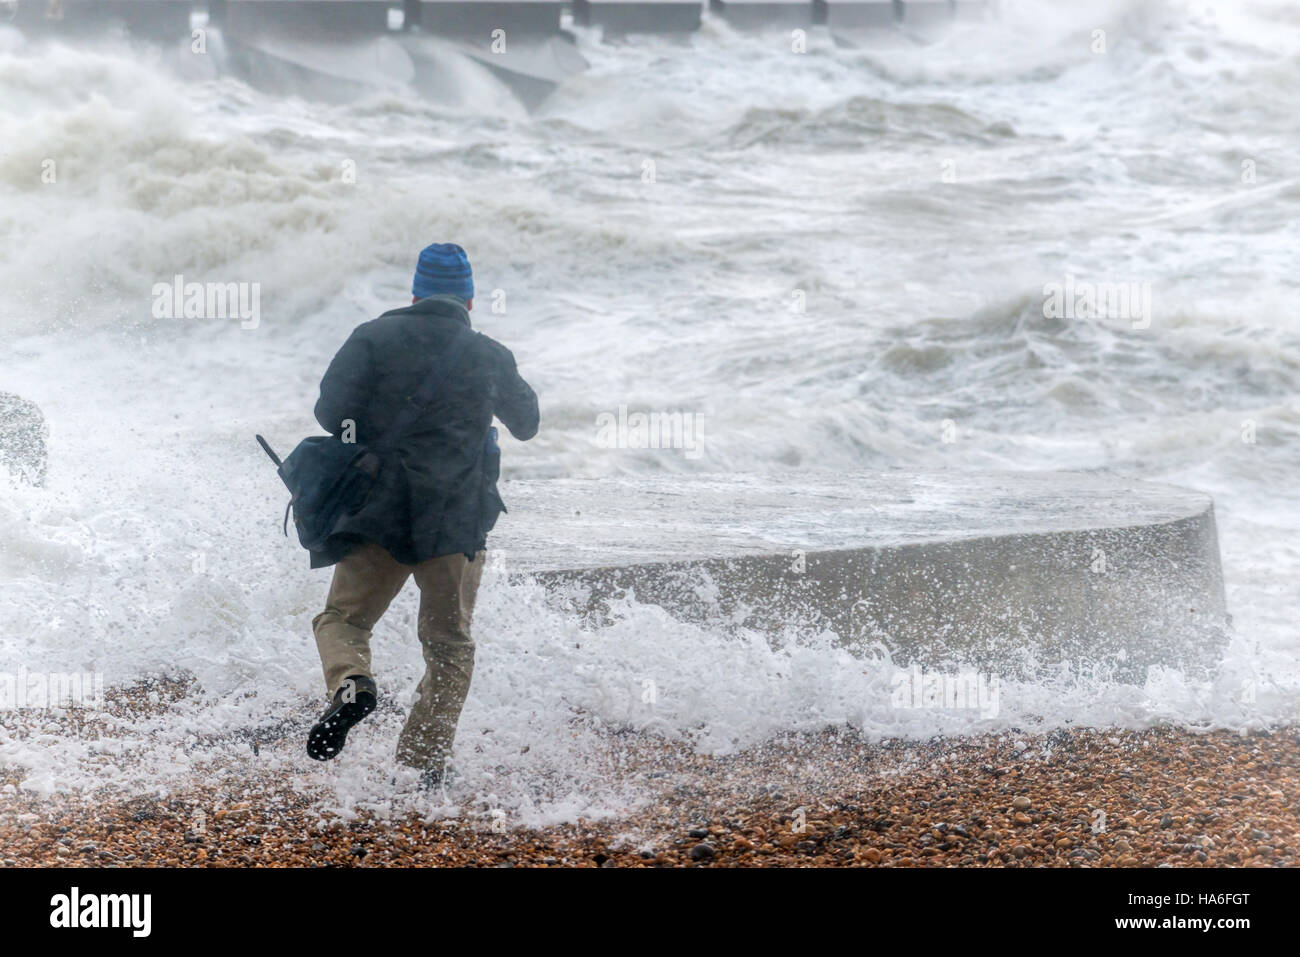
[488,339,539,441]
[314,328,373,437]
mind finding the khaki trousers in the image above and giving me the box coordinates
[312,543,484,771]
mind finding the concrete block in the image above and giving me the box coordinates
[9,0,194,42]
[409,0,563,38]
[573,0,702,35]
[709,0,813,29]
[814,0,896,30]
[496,472,1230,680]
[212,0,392,38]
[895,0,950,27]
[951,0,988,21]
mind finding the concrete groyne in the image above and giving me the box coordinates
[574,0,703,36]
[4,0,991,104]
[5,0,993,41]
[9,0,194,41]
[496,472,1229,681]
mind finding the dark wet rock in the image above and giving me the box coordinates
[0,392,48,486]
[689,843,715,861]
[125,798,158,823]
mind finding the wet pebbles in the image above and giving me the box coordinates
[0,727,1293,868]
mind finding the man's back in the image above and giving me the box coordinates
[311,294,539,568]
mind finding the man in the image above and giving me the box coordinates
[305,242,538,788]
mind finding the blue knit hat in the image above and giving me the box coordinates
[412,242,474,302]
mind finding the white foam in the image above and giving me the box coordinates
[1,2,1297,818]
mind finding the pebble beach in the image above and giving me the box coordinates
[2,0,1300,880]
[3,726,1294,868]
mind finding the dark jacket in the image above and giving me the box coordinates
[310,295,538,569]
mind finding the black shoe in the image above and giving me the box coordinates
[307,675,377,761]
